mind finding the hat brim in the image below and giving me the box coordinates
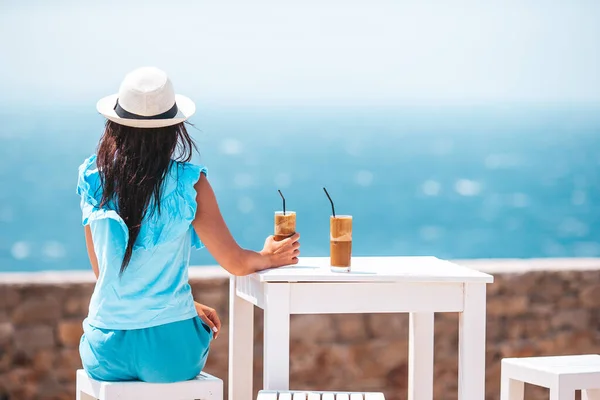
[96,93,196,128]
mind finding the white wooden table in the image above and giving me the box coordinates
[228,256,494,400]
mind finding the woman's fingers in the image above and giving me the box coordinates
[268,232,301,267]
[208,310,222,339]
[282,239,299,252]
[198,312,218,337]
[275,238,300,254]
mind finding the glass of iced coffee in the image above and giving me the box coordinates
[330,215,352,272]
[274,211,296,241]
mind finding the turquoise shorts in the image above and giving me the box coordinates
[79,316,212,383]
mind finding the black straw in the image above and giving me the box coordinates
[323,187,336,217]
[278,189,286,215]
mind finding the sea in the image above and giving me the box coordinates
[1,104,600,272]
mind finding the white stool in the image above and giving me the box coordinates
[76,369,223,400]
[501,354,600,400]
[257,390,385,400]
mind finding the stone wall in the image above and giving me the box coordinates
[1,260,599,400]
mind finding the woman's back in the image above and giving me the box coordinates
[78,154,207,329]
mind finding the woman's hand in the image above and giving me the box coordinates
[194,302,221,339]
[259,233,300,270]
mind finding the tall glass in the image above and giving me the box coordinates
[274,211,296,241]
[330,215,352,272]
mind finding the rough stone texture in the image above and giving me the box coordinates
[1,265,600,400]
[56,321,83,348]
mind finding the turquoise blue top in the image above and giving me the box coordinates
[77,155,207,330]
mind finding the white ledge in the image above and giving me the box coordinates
[0,266,228,285]
[454,257,600,273]
[0,258,599,285]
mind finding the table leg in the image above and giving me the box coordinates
[229,276,254,400]
[458,283,487,400]
[549,385,575,400]
[583,390,600,400]
[408,312,434,400]
[500,376,523,400]
[263,283,291,390]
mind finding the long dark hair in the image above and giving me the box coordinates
[96,120,197,274]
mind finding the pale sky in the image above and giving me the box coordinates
[1,0,599,106]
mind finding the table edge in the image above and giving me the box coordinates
[255,275,494,283]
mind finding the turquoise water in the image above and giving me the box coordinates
[1,104,600,272]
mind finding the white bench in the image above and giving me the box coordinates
[501,354,600,400]
[76,369,223,400]
[257,390,385,400]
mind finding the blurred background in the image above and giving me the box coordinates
[1,0,600,272]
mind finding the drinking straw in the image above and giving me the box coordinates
[323,187,336,218]
[278,189,286,215]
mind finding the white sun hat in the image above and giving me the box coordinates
[96,67,195,128]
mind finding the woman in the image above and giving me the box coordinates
[77,67,300,383]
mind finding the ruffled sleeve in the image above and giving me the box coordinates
[176,162,207,249]
[76,155,129,238]
[76,155,101,225]
[133,161,207,250]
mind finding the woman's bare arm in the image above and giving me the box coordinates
[192,173,272,276]
[84,225,99,279]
